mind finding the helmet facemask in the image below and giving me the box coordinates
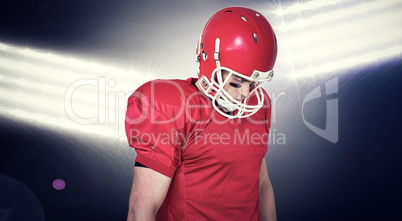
[199,65,273,119]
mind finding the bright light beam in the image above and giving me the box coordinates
[274,0,343,17]
[277,0,401,31]
[0,43,146,140]
[1,43,134,78]
[1,0,402,142]
[269,0,402,79]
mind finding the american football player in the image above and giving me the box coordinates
[126,6,278,221]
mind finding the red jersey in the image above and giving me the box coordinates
[125,78,271,220]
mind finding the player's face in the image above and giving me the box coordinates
[222,71,255,102]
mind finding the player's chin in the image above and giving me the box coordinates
[233,98,243,103]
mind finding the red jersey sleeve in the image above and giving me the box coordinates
[125,82,182,178]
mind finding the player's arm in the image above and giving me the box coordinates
[127,166,172,221]
[259,157,277,221]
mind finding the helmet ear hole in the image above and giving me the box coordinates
[202,51,208,61]
[253,33,258,43]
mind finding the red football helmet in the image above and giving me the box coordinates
[196,7,277,118]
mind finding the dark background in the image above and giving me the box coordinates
[1,0,402,220]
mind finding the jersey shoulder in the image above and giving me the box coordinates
[127,78,211,127]
[129,78,198,109]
